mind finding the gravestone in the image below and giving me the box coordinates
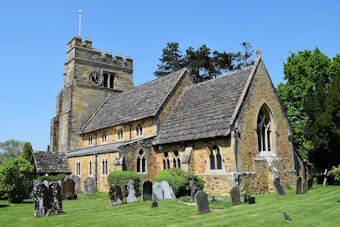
[64,175,81,193]
[84,177,96,195]
[125,179,137,203]
[142,181,153,201]
[160,181,176,200]
[33,181,62,217]
[296,177,302,194]
[273,178,285,196]
[61,179,75,200]
[194,190,210,214]
[230,186,241,205]
[307,178,313,189]
[302,181,307,193]
[153,182,164,201]
[186,180,198,201]
[109,184,123,206]
[323,169,328,186]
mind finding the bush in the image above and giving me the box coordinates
[155,168,204,197]
[0,158,34,203]
[107,171,140,197]
[37,173,69,181]
[328,165,340,183]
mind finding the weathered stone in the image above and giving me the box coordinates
[230,186,241,206]
[273,178,285,196]
[194,190,210,214]
[61,179,75,200]
[186,180,198,201]
[142,181,152,201]
[109,184,123,206]
[160,181,176,200]
[303,181,307,194]
[323,169,328,186]
[33,181,62,217]
[296,177,302,194]
[64,175,81,193]
[125,179,137,203]
[153,182,164,201]
[84,177,96,195]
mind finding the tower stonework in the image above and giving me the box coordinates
[50,36,134,152]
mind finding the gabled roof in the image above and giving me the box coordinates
[153,59,260,145]
[81,68,188,134]
[32,151,71,174]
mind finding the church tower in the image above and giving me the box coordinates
[50,36,134,152]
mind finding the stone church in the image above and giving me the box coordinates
[49,36,307,195]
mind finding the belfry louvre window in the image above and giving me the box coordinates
[163,152,170,170]
[88,136,93,146]
[257,105,272,152]
[101,133,107,143]
[173,151,181,169]
[136,124,143,136]
[76,161,81,176]
[136,149,146,173]
[102,158,108,175]
[118,129,123,140]
[103,72,115,89]
[210,146,222,170]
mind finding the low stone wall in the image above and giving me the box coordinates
[199,174,234,196]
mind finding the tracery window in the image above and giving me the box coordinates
[136,124,143,136]
[210,146,222,170]
[118,128,124,140]
[173,151,181,169]
[136,149,146,173]
[257,106,272,152]
[102,158,108,176]
[163,152,170,170]
[76,161,81,176]
[101,133,107,143]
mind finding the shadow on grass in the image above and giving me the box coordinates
[22,201,33,204]
[336,200,340,203]
[0,205,9,208]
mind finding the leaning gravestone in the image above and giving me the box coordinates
[273,178,285,196]
[160,181,176,200]
[142,181,153,201]
[186,180,198,201]
[33,181,62,217]
[109,184,123,206]
[61,179,75,200]
[65,175,81,193]
[230,186,241,206]
[194,190,210,214]
[296,177,302,194]
[125,179,138,203]
[84,177,96,195]
[153,182,164,201]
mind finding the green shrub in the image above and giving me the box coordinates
[0,158,34,203]
[20,142,33,162]
[328,165,340,182]
[37,173,69,181]
[107,171,140,197]
[155,168,204,197]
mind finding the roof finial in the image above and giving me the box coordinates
[256,49,261,57]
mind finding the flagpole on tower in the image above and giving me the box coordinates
[78,10,82,37]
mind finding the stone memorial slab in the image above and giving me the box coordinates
[84,177,96,195]
[194,190,210,214]
[153,182,164,201]
[160,181,176,200]
[109,184,123,206]
[61,179,75,200]
[230,186,241,205]
[65,175,81,193]
[33,181,62,217]
[125,179,137,203]
[273,178,285,196]
[142,181,152,201]
[296,177,302,194]
[186,180,198,201]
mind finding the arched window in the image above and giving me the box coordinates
[173,151,181,169]
[136,124,143,136]
[257,105,272,152]
[102,158,108,176]
[163,152,170,169]
[89,160,92,176]
[76,161,81,176]
[88,136,93,146]
[210,146,222,170]
[101,133,107,143]
[136,149,146,173]
[118,128,123,140]
[103,73,109,88]
[109,74,114,89]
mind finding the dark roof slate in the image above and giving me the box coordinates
[81,68,187,134]
[153,67,253,145]
[32,151,71,174]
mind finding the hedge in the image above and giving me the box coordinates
[107,171,140,197]
[37,173,69,181]
[155,168,204,197]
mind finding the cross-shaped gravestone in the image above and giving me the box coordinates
[186,180,198,201]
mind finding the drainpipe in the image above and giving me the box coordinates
[95,153,98,190]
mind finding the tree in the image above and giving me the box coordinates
[234,42,255,70]
[0,139,25,164]
[0,158,34,203]
[20,142,33,162]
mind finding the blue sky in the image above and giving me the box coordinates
[0,0,339,151]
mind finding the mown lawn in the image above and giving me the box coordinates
[0,185,339,227]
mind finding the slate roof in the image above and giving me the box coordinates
[153,66,253,145]
[81,68,188,134]
[32,151,71,174]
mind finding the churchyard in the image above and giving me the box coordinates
[0,185,339,226]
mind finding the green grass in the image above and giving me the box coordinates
[0,185,339,226]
